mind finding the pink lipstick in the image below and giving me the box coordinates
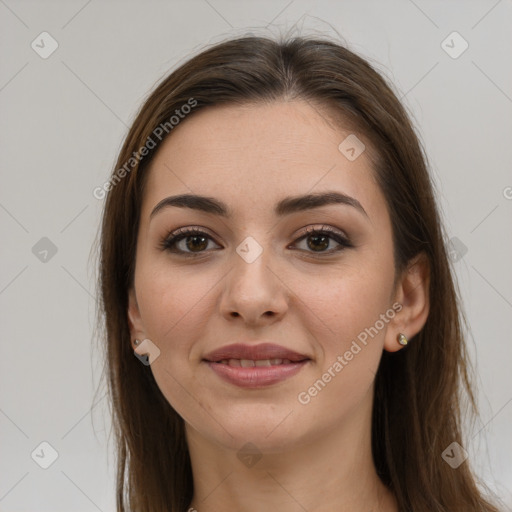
[203,343,310,388]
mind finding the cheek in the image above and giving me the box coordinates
[135,260,219,342]
[135,264,219,422]
[293,274,394,418]
[293,262,395,407]
[294,259,395,345]
[315,288,390,387]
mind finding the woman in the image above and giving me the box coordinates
[96,35,501,511]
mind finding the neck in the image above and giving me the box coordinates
[185,389,397,512]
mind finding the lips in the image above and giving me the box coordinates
[216,358,293,367]
[203,343,310,364]
[203,343,311,388]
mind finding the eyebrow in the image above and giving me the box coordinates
[149,191,369,220]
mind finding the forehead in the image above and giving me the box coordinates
[141,101,384,221]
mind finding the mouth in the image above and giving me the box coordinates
[203,343,311,388]
[213,358,301,367]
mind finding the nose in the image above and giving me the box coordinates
[219,248,288,326]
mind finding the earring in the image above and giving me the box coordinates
[134,339,141,346]
[397,333,408,346]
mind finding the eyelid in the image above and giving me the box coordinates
[169,225,215,238]
[294,224,349,241]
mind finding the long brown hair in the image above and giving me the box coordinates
[95,35,500,511]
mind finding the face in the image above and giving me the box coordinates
[128,100,402,453]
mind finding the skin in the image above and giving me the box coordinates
[128,100,430,512]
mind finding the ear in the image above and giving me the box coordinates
[127,287,148,347]
[384,252,430,353]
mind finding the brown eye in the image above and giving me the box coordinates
[293,226,352,254]
[160,225,352,257]
[161,228,220,255]
[306,233,330,252]
[182,235,208,252]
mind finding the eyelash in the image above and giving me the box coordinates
[159,225,353,257]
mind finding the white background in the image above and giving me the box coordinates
[1,1,511,510]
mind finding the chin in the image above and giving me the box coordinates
[189,401,313,453]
